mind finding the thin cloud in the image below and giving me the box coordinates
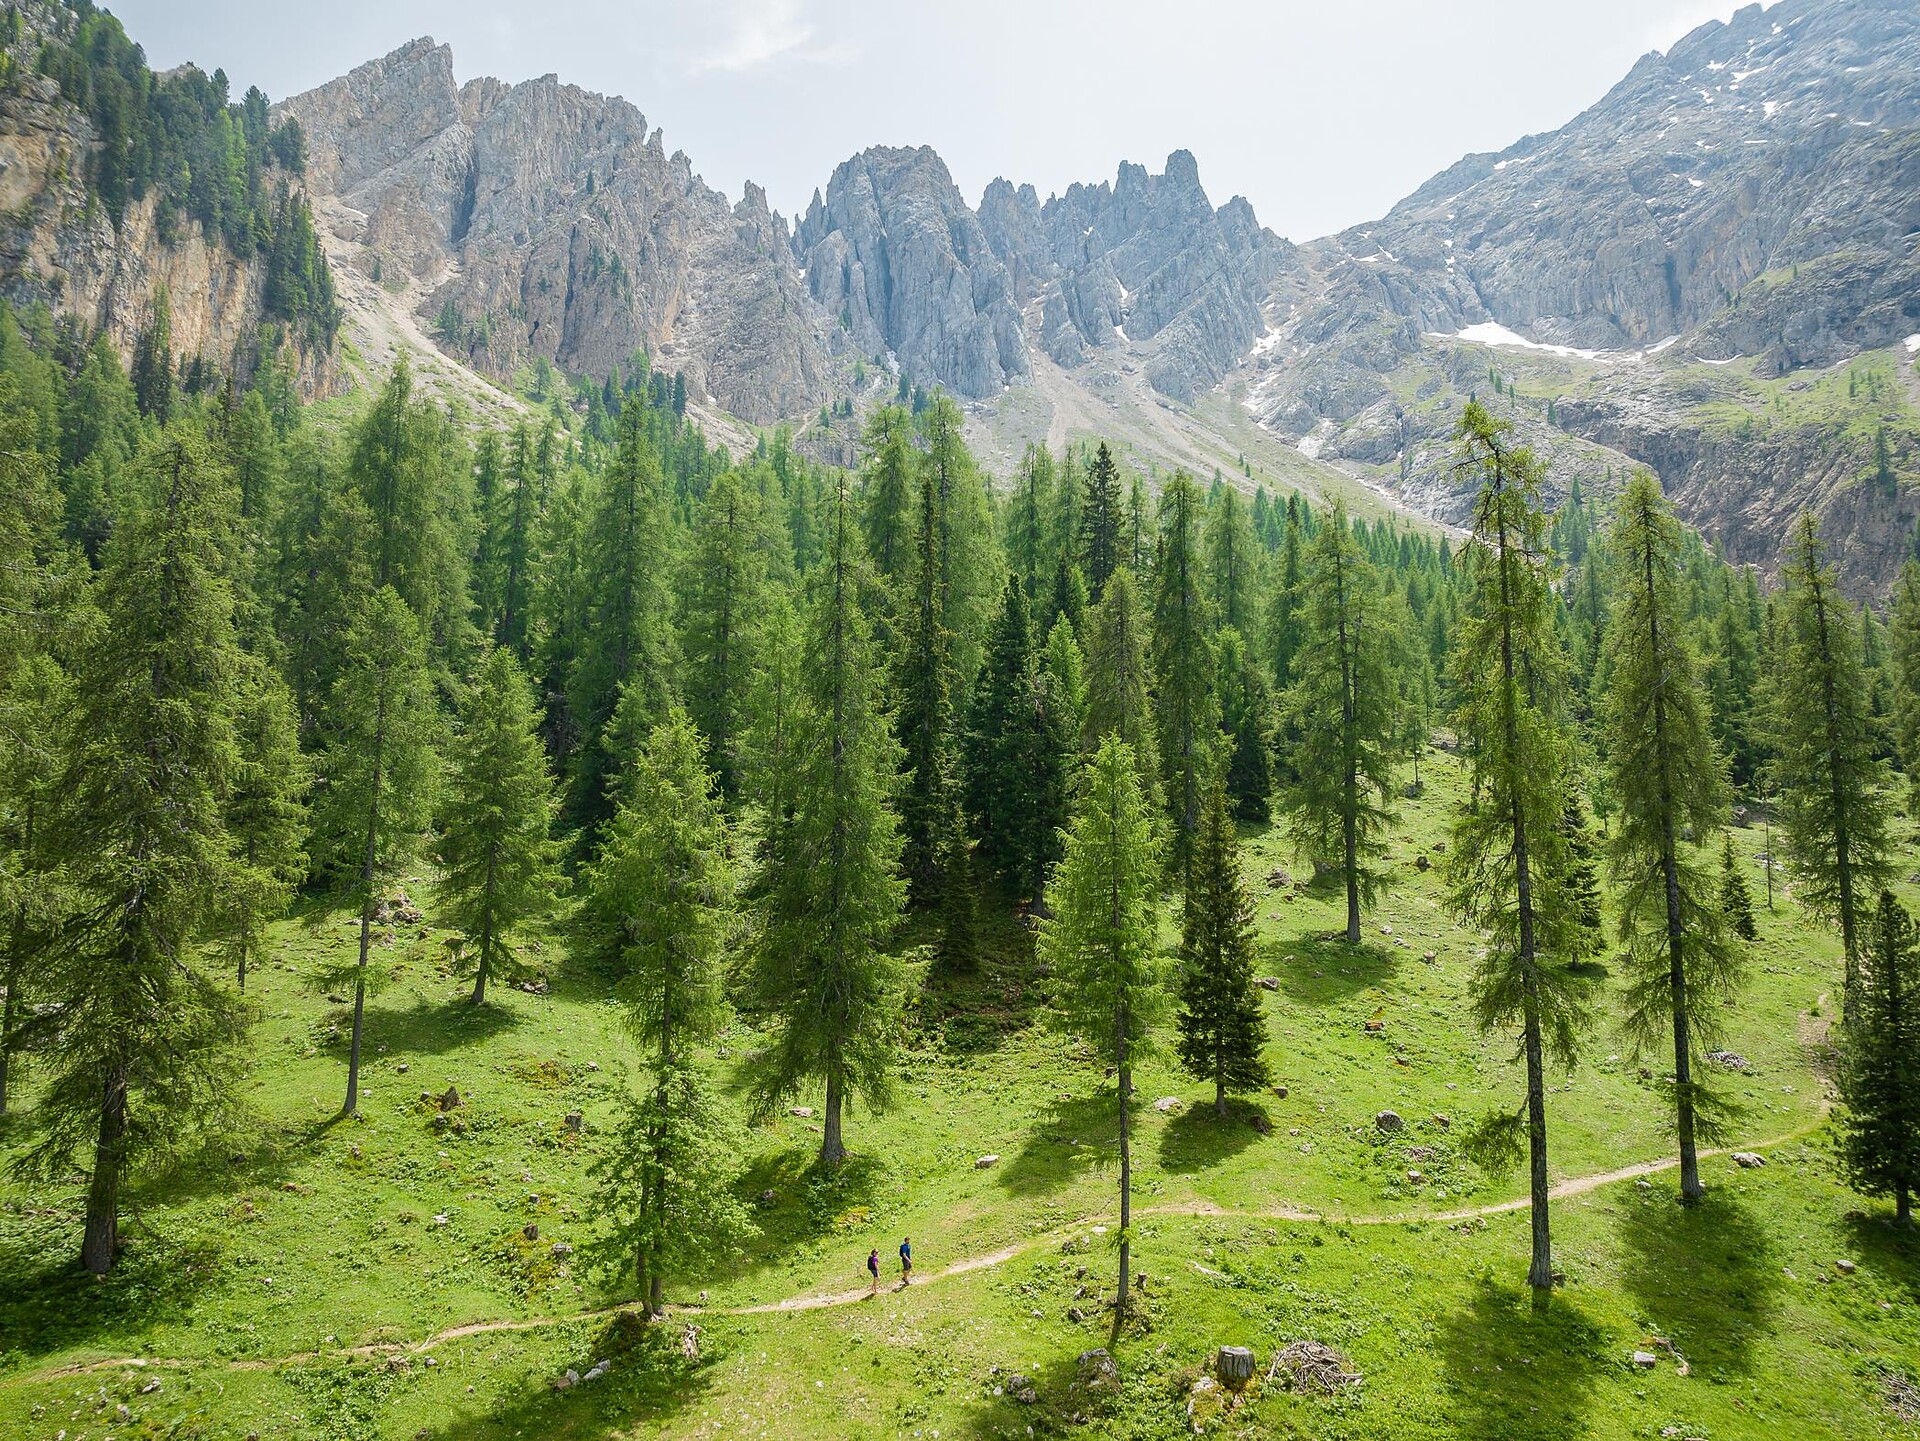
[690,0,854,74]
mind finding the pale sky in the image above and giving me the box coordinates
[113,0,1776,242]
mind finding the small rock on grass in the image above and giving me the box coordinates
[1835,1258,1857,1275]
[1731,1151,1766,1168]
[1375,1110,1404,1132]
[975,1153,1001,1168]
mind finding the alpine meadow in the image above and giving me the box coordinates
[5,0,1920,1438]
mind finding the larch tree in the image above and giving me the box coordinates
[1205,484,1258,636]
[224,652,310,991]
[1765,512,1893,1014]
[1445,400,1591,1301]
[580,709,752,1309]
[1279,502,1405,943]
[1038,735,1166,1321]
[1151,474,1219,883]
[1262,494,1305,693]
[1175,780,1270,1117]
[0,655,70,1117]
[1081,567,1163,814]
[1837,890,1920,1226]
[750,476,907,1169]
[438,646,564,1005]
[318,586,440,1117]
[1601,472,1739,1202]
[1009,443,1057,602]
[27,428,248,1275]
[857,403,916,585]
[1042,614,1089,749]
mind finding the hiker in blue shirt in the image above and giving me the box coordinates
[899,1236,912,1286]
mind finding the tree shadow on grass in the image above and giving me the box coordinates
[1841,1209,1920,1303]
[1437,1276,1607,1441]
[1272,935,1398,1003]
[1157,1098,1271,1173]
[1614,1188,1782,1378]
[404,1311,718,1440]
[356,995,519,1058]
[0,1202,227,1361]
[998,1092,1117,1198]
[703,1148,892,1286]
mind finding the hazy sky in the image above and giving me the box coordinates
[113,0,1775,241]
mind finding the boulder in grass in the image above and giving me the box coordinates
[438,1086,461,1112]
[1731,1151,1766,1169]
[975,1153,1001,1169]
[1153,1096,1182,1113]
[1375,1110,1404,1133]
[1076,1348,1119,1392]
[1631,1351,1658,1368]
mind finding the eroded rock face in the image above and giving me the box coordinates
[0,68,330,396]
[795,146,1029,399]
[979,150,1291,401]
[277,38,834,424]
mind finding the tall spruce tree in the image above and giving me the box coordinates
[1176,780,1270,1116]
[1263,494,1305,692]
[1082,567,1163,814]
[895,437,960,903]
[579,710,752,1308]
[566,404,678,836]
[1601,472,1739,1201]
[1446,400,1590,1300]
[1038,735,1166,1320]
[1720,833,1758,942]
[857,404,915,584]
[224,653,309,992]
[681,469,767,799]
[27,428,248,1274]
[1205,485,1258,636]
[750,476,907,1168]
[1009,443,1057,602]
[1080,441,1123,599]
[318,587,440,1117]
[1152,474,1219,882]
[1837,890,1920,1226]
[0,655,70,1117]
[438,647,564,1004]
[963,577,1070,898]
[1765,513,1893,1012]
[1216,628,1274,821]
[1888,559,1920,814]
[1279,502,1405,942]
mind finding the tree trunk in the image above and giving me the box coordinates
[344,906,370,1117]
[471,847,497,1006]
[81,1062,129,1275]
[648,1272,664,1317]
[821,1070,846,1169]
[1116,1044,1132,1322]
[1215,1049,1226,1119]
[1343,804,1361,943]
[0,918,20,1118]
[1521,993,1553,1299]
[1898,1186,1911,1227]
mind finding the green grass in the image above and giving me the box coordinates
[1,749,1915,1439]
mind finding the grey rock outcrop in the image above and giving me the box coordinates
[979,150,1290,401]
[794,146,1028,398]
[277,38,834,424]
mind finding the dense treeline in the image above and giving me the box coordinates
[19,1,336,348]
[0,303,1915,1311]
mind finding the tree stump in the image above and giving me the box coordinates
[1216,1345,1256,1389]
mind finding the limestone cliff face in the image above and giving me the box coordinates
[0,69,331,395]
[979,151,1290,402]
[277,39,835,425]
[794,146,1029,399]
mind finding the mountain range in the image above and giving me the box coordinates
[3,0,1916,590]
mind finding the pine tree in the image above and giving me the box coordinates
[1837,890,1920,1226]
[495,425,540,659]
[1009,443,1057,602]
[1279,502,1405,942]
[1216,628,1274,821]
[439,647,563,1005]
[1176,781,1270,1116]
[1720,833,1758,942]
[1765,512,1894,1012]
[0,654,71,1118]
[1263,494,1305,692]
[224,652,309,992]
[130,284,174,421]
[1888,560,1920,814]
[1038,735,1166,1319]
[1080,441,1123,599]
[1081,568,1163,814]
[895,436,960,902]
[27,428,248,1274]
[963,577,1070,898]
[1042,615,1089,746]
[578,709,750,1307]
[1445,400,1590,1300]
[750,476,907,1169]
[1601,471,1739,1201]
[317,587,440,1117]
[1152,474,1219,882]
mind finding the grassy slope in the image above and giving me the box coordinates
[1,750,1915,1440]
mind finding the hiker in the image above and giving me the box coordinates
[899,1236,912,1286]
[867,1247,880,1295]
